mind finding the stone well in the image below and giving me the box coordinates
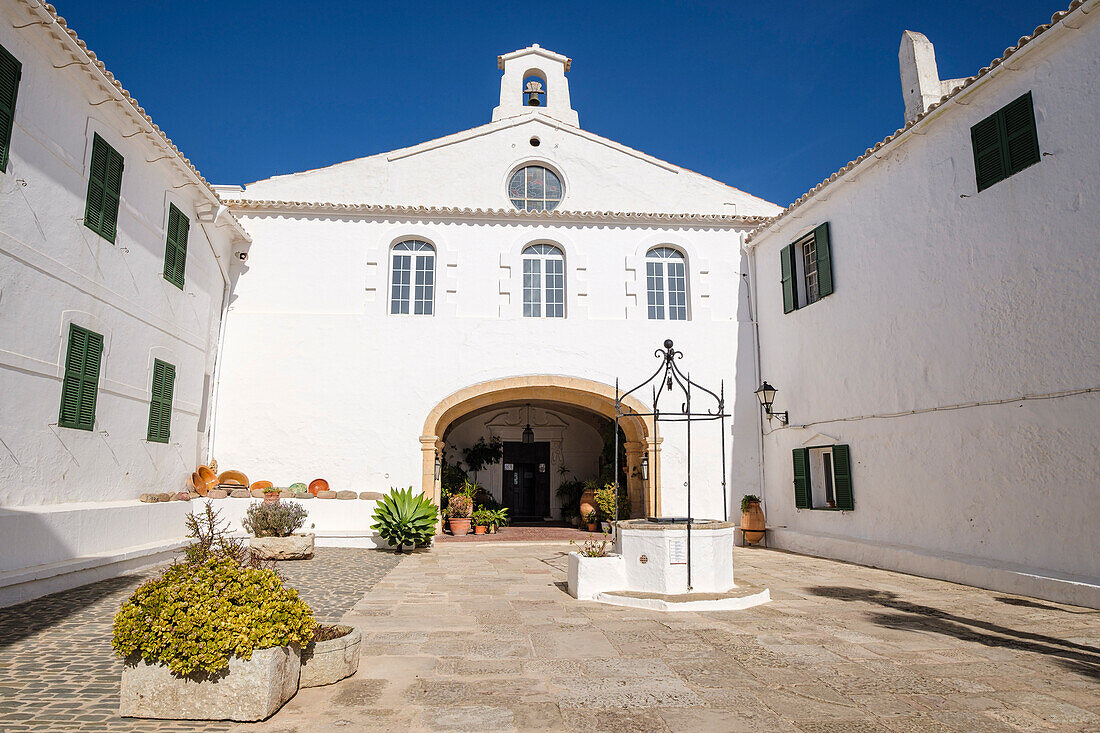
[614,519,737,594]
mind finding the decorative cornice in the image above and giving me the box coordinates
[746,0,1093,243]
[16,0,250,242]
[222,199,767,227]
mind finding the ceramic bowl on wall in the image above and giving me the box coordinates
[308,479,329,496]
[251,480,274,492]
[218,470,249,487]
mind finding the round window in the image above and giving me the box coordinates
[508,165,563,211]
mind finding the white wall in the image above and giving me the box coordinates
[0,5,245,507]
[748,10,1100,605]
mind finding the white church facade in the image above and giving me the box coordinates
[0,0,1096,608]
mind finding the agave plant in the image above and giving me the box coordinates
[370,487,439,553]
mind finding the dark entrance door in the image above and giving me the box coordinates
[501,441,551,520]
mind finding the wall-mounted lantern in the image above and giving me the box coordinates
[754,381,789,425]
[641,453,650,482]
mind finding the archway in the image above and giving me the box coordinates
[420,376,660,529]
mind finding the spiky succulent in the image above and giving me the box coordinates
[370,487,438,553]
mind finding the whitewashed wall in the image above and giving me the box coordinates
[0,3,246,605]
[748,11,1100,606]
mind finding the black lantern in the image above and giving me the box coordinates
[521,403,534,444]
[434,453,442,481]
[754,381,788,424]
[641,453,649,481]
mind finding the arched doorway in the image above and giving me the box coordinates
[420,376,660,528]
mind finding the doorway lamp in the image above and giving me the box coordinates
[521,403,534,444]
[754,381,789,425]
[640,453,649,482]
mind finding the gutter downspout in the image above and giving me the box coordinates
[199,205,235,465]
[742,236,768,521]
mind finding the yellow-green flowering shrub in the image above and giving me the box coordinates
[112,555,314,676]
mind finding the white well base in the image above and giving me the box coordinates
[615,520,737,594]
[594,588,771,612]
[567,552,626,600]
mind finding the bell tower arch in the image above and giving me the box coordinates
[493,44,579,127]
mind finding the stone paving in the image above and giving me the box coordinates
[0,548,400,732]
[236,544,1100,733]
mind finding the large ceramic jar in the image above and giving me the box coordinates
[578,486,597,522]
[741,500,765,544]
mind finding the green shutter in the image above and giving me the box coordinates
[84,134,124,243]
[793,448,811,509]
[147,359,175,443]
[163,204,189,289]
[59,324,103,431]
[972,91,1040,192]
[832,444,853,510]
[813,222,833,298]
[1002,92,1040,175]
[780,243,797,313]
[0,43,21,172]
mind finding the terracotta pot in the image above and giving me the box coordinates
[193,466,218,496]
[263,492,280,504]
[218,470,249,487]
[474,525,487,535]
[741,500,765,544]
[308,478,329,496]
[251,480,273,492]
[448,517,471,536]
[578,486,597,523]
[587,523,597,532]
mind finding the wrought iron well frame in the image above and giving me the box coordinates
[614,339,729,591]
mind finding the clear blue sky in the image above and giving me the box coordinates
[57,0,1061,206]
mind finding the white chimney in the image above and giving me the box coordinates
[899,31,967,124]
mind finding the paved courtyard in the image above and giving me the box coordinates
[0,544,1096,732]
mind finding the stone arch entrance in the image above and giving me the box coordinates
[421,376,660,526]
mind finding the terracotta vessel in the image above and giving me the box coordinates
[578,486,597,521]
[263,492,279,504]
[192,467,217,496]
[218,470,249,487]
[587,523,597,532]
[741,500,766,544]
[474,525,487,535]
[308,478,329,496]
[448,517,471,536]
[251,480,273,492]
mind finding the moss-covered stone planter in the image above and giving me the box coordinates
[249,533,314,560]
[300,625,361,688]
[118,645,300,721]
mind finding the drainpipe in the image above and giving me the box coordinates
[199,205,236,465]
[742,236,768,520]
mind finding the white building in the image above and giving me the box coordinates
[1,0,1096,609]
[210,43,780,525]
[745,0,1100,607]
[0,0,250,604]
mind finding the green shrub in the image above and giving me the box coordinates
[472,508,493,527]
[740,494,761,514]
[112,555,314,676]
[242,501,308,537]
[594,482,630,521]
[447,493,472,519]
[370,487,438,553]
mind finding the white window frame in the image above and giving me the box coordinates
[808,447,837,509]
[645,247,688,321]
[508,165,564,212]
[522,244,565,318]
[390,240,435,315]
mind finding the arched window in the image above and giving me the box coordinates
[645,247,688,320]
[522,244,565,318]
[508,165,563,211]
[390,240,435,315]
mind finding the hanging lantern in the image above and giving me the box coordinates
[522,403,534,444]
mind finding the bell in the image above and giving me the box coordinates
[526,92,542,106]
[524,80,544,107]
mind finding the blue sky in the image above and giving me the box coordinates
[57,0,1061,206]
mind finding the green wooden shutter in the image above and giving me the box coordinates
[84,134,124,242]
[147,359,175,443]
[1002,92,1040,176]
[780,244,797,313]
[971,114,1005,192]
[792,448,811,508]
[59,324,103,431]
[0,43,21,172]
[832,444,853,510]
[163,204,189,289]
[813,222,833,298]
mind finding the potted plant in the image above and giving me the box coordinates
[447,494,472,536]
[262,486,281,504]
[114,505,315,721]
[740,494,765,545]
[243,501,314,559]
[488,507,509,533]
[594,482,630,531]
[370,487,438,553]
[584,510,598,532]
[472,508,492,535]
[567,534,626,599]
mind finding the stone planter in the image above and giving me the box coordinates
[567,551,627,600]
[300,625,361,688]
[118,645,300,721]
[249,533,315,560]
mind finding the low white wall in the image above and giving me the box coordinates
[0,500,192,606]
